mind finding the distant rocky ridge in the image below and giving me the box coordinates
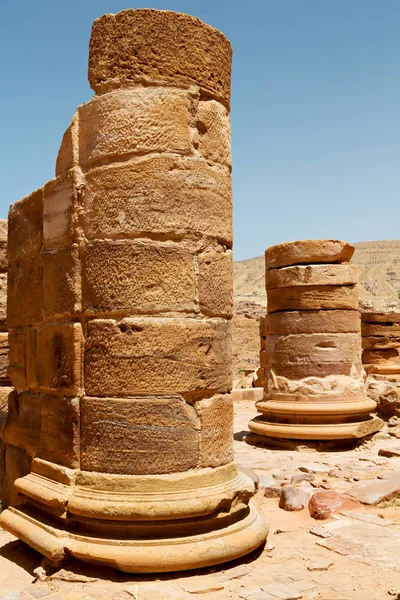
[232,240,400,380]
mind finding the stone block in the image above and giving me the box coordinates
[35,323,83,394]
[81,396,199,474]
[362,322,400,337]
[79,88,192,168]
[197,246,233,317]
[271,361,361,379]
[0,273,6,327]
[265,239,354,269]
[3,391,42,457]
[82,240,196,314]
[362,312,400,323]
[84,156,232,245]
[40,396,80,468]
[84,318,231,397]
[197,100,231,168]
[55,113,78,176]
[0,332,9,385]
[266,264,358,289]
[43,245,81,319]
[260,350,268,367]
[8,256,44,327]
[88,9,232,105]
[266,333,361,364]
[195,394,233,467]
[7,328,37,393]
[267,285,358,313]
[363,336,400,350]
[265,310,360,336]
[4,444,31,506]
[363,348,400,365]
[8,188,43,265]
[43,170,79,250]
[0,218,7,272]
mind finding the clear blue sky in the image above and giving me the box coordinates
[1,0,399,260]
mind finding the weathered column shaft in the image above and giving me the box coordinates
[0,9,268,572]
[249,239,382,441]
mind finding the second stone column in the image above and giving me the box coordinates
[1,9,268,572]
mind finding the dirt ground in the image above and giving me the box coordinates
[1,400,400,600]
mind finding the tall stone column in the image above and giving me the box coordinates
[249,240,382,440]
[0,9,268,572]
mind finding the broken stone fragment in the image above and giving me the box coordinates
[308,490,362,519]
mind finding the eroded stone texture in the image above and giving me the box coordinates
[362,312,400,419]
[265,239,354,269]
[0,9,267,573]
[249,240,380,441]
[0,219,10,504]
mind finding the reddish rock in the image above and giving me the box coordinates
[308,491,362,520]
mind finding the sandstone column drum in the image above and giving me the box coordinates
[0,9,268,572]
[362,312,400,381]
[249,239,383,440]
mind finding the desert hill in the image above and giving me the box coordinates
[232,240,400,380]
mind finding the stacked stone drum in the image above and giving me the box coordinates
[362,312,400,381]
[249,240,382,440]
[0,9,268,572]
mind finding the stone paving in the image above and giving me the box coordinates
[2,400,400,600]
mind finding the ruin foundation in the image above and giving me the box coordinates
[0,9,268,572]
[249,240,383,441]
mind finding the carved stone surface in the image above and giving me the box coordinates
[0,9,268,572]
[249,239,382,441]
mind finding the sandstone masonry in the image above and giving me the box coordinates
[249,239,383,441]
[0,9,268,572]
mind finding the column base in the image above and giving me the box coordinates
[0,459,269,573]
[248,415,383,440]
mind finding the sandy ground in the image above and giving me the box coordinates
[1,400,400,600]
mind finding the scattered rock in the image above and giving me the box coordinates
[309,526,333,538]
[32,567,47,582]
[389,425,400,439]
[178,576,224,594]
[239,466,259,490]
[49,569,98,583]
[256,473,276,488]
[291,473,315,485]
[388,416,400,427]
[308,490,362,519]
[279,484,311,511]
[379,447,400,458]
[307,559,333,571]
[219,564,250,581]
[299,462,330,474]
[328,469,342,478]
[347,473,400,505]
[265,542,276,551]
